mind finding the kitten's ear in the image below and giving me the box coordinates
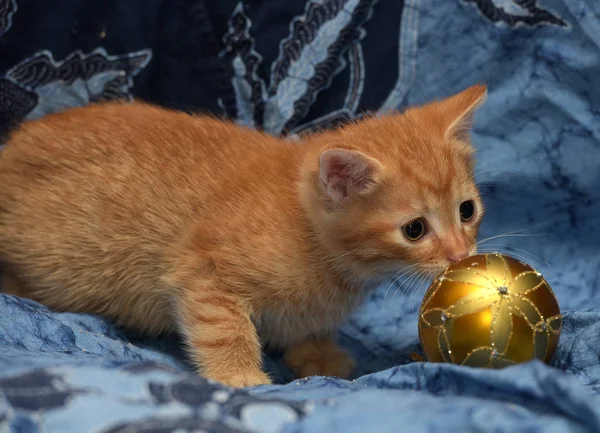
[319,148,383,203]
[442,84,487,142]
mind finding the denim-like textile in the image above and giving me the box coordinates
[0,0,599,432]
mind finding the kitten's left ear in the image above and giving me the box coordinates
[319,148,383,203]
[442,84,487,142]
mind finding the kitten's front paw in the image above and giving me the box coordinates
[284,339,356,380]
[209,370,272,388]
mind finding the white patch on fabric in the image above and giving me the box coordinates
[240,402,298,433]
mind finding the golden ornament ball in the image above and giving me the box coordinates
[418,253,562,368]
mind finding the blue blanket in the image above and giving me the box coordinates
[1,0,600,432]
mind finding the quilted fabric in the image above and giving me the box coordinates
[1,0,600,432]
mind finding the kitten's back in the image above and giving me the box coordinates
[0,102,300,333]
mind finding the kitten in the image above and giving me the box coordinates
[0,85,486,387]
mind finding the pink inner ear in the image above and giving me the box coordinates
[319,149,378,202]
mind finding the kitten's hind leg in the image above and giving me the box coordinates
[173,284,271,388]
[284,337,356,380]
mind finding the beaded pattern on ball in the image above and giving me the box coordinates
[418,253,562,368]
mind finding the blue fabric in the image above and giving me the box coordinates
[1,0,600,432]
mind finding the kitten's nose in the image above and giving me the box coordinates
[447,249,469,263]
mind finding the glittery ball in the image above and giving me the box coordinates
[418,253,562,368]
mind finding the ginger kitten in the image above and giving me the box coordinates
[0,85,486,387]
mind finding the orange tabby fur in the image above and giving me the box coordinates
[0,85,486,387]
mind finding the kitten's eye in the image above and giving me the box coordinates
[460,200,476,222]
[403,219,427,241]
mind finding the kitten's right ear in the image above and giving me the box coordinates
[442,84,487,142]
[319,148,383,203]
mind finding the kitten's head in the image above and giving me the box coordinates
[301,85,487,279]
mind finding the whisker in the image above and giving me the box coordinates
[478,246,549,270]
[388,271,418,310]
[414,275,432,314]
[474,168,526,179]
[381,270,404,310]
[403,272,430,316]
[480,247,542,270]
[324,248,361,265]
[477,179,521,189]
[478,243,550,267]
[396,269,426,312]
[476,222,552,245]
[389,270,431,347]
[382,265,419,310]
[334,248,360,260]
[477,233,548,245]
